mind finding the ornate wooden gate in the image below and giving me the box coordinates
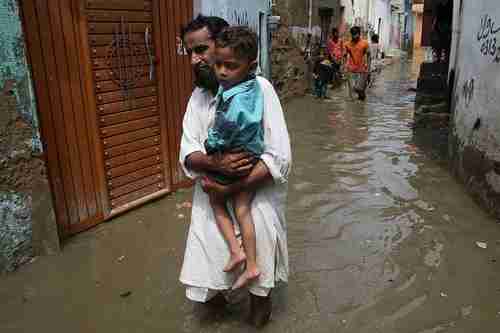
[21,0,193,238]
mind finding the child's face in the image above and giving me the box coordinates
[351,31,360,42]
[214,47,255,90]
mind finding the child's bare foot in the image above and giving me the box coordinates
[231,268,261,290]
[223,250,246,272]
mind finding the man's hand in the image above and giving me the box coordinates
[213,150,255,177]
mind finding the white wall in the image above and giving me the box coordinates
[451,0,500,171]
[370,0,392,53]
[193,0,272,77]
[341,0,354,26]
[353,0,369,27]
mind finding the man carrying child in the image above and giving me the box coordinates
[179,15,291,327]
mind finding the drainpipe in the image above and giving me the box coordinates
[308,0,313,33]
[366,0,371,32]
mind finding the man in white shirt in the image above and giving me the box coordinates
[178,15,291,327]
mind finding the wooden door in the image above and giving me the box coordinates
[21,0,193,238]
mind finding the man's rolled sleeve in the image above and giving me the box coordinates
[179,92,206,180]
[258,77,292,184]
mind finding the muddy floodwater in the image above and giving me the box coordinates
[2,55,500,332]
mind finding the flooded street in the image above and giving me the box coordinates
[2,56,500,332]
[284,55,500,332]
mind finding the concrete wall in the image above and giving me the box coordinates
[0,0,58,274]
[449,0,500,217]
[193,0,272,77]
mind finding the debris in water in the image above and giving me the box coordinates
[178,214,185,219]
[461,305,473,317]
[476,241,488,249]
[442,214,452,222]
[177,201,192,210]
[414,200,435,212]
[440,292,448,297]
[117,255,125,262]
[181,201,192,208]
[120,291,132,298]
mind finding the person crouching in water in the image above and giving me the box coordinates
[203,27,263,290]
[312,48,333,99]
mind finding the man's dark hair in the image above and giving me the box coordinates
[215,26,258,62]
[181,14,229,41]
[350,26,361,35]
[331,27,339,35]
[371,34,379,43]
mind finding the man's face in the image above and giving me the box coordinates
[183,27,218,93]
[214,47,254,90]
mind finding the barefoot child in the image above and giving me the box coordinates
[203,27,263,290]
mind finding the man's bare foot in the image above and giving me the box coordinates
[231,268,260,290]
[223,251,246,272]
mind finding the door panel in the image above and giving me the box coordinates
[22,0,193,237]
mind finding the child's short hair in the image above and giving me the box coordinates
[215,26,258,62]
[371,34,379,43]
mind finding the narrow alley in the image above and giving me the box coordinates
[1,54,500,332]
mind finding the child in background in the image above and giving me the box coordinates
[313,48,333,99]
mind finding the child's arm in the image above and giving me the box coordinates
[204,104,239,155]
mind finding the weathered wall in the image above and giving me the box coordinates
[449,0,500,217]
[270,25,308,101]
[194,0,272,77]
[274,0,342,50]
[0,0,58,274]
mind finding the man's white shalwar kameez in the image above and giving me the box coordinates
[179,77,291,301]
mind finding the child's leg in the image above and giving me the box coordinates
[231,190,261,289]
[209,194,246,272]
[321,80,328,98]
[314,79,321,97]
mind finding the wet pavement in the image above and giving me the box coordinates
[2,55,500,332]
